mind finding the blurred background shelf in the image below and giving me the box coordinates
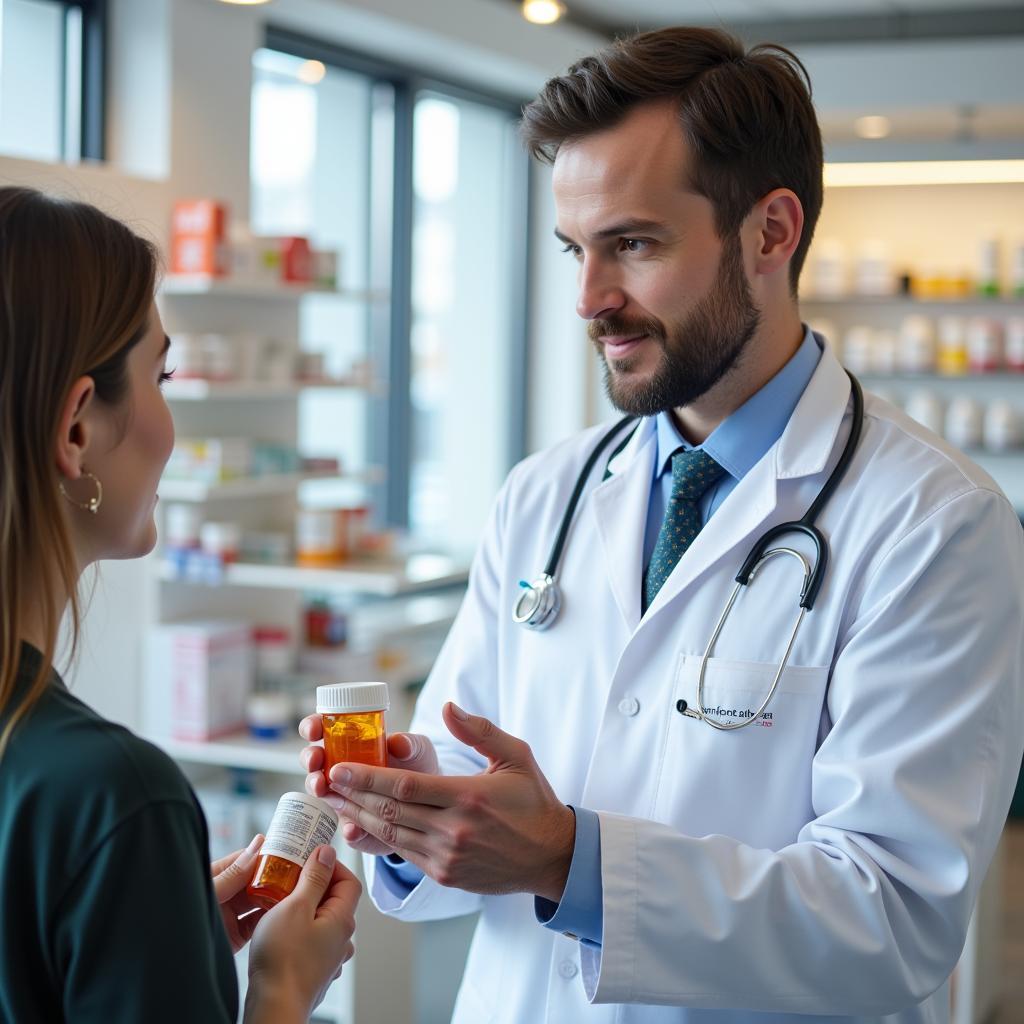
[159,553,470,597]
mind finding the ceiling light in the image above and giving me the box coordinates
[824,160,1024,188]
[522,0,566,25]
[217,0,273,6]
[297,60,326,85]
[854,115,891,140]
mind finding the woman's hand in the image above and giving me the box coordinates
[211,834,266,953]
[244,846,362,1023]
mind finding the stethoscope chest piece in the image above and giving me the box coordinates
[513,575,562,630]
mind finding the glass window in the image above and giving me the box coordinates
[0,0,66,161]
[408,92,524,550]
[251,49,392,512]
[0,0,102,163]
[251,39,529,550]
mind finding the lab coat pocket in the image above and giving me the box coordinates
[652,655,829,846]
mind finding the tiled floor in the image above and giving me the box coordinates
[993,821,1024,1024]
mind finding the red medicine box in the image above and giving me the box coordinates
[170,199,229,277]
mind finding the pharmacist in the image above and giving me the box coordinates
[301,26,1024,1024]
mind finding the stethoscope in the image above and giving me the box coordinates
[513,372,864,731]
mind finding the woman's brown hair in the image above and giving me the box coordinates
[520,26,824,293]
[0,187,157,757]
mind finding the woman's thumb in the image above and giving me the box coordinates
[213,834,263,903]
[291,845,337,907]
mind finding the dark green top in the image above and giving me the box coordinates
[0,645,238,1024]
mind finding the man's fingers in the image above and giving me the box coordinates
[387,732,439,775]
[328,762,458,808]
[302,745,325,773]
[442,702,532,769]
[306,772,346,813]
[339,795,432,856]
[298,714,324,742]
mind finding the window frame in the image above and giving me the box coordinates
[263,25,532,529]
[4,0,108,161]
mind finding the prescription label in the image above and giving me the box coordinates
[260,792,339,869]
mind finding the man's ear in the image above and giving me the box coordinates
[751,188,804,279]
[55,376,96,480]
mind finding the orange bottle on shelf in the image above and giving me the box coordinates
[318,682,390,782]
[247,792,339,909]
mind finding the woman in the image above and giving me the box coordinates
[0,186,359,1024]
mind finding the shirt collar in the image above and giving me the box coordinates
[654,325,822,483]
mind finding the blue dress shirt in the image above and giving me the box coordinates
[380,328,823,946]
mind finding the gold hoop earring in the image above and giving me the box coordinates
[60,471,103,515]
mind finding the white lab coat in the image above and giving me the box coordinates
[367,341,1024,1024]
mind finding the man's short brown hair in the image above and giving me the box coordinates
[520,27,823,293]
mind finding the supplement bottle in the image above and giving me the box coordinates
[247,791,339,909]
[318,682,390,782]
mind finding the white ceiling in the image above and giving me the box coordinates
[569,0,1024,29]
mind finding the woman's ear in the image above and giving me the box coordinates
[55,376,96,480]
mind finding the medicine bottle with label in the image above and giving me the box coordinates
[317,682,390,782]
[247,791,339,909]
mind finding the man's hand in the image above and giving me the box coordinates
[326,702,576,902]
[300,717,439,856]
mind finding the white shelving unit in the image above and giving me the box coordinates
[149,281,467,751]
[802,294,1024,512]
[159,552,469,596]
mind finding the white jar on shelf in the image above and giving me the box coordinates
[164,503,202,549]
[897,315,937,375]
[871,329,899,375]
[966,318,1004,373]
[809,239,847,297]
[855,240,896,297]
[983,401,1022,452]
[1004,318,1024,373]
[842,325,875,376]
[945,397,985,451]
[937,316,969,376]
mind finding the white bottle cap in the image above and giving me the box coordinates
[317,681,390,714]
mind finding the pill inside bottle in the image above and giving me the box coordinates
[317,682,391,782]
[247,791,339,909]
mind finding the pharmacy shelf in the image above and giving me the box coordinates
[164,377,375,401]
[145,651,442,774]
[159,552,470,596]
[159,470,349,502]
[161,275,387,302]
[858,373,1024,394]
[151,730,310,774]
[803,295,1024,308]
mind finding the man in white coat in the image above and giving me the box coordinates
[301,26,1024,1024]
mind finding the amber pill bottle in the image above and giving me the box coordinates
[317,682,390,782]
[247,792,339,909]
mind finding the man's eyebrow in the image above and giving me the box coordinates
[554,219,670,244]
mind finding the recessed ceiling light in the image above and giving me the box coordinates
[297,60,326,85]
[522,0,566,25]
[854,115,892,140]
[824,160,1024,188]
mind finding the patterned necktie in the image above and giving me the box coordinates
[643,448,726,613]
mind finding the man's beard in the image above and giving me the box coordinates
[590,233,761,417]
